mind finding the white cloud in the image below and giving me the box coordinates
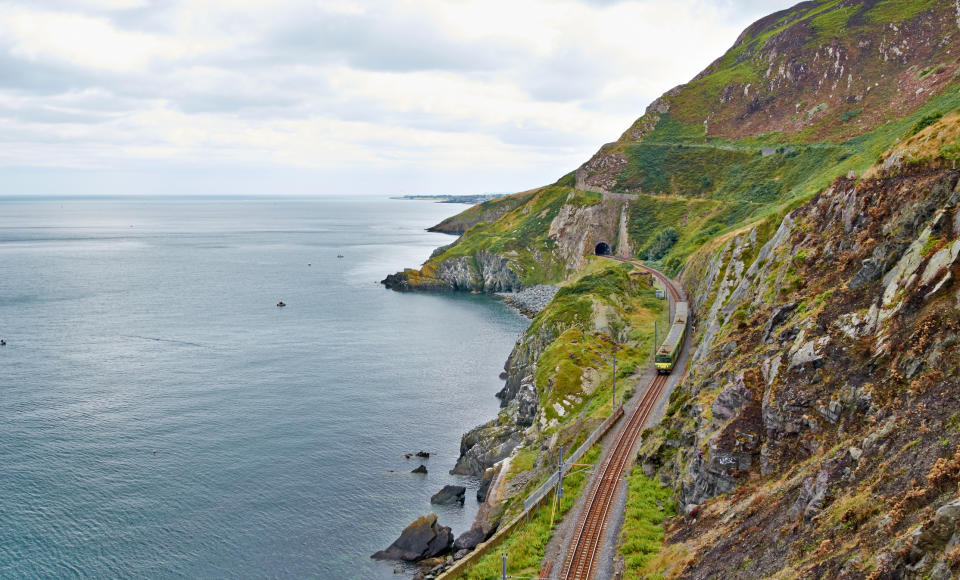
[0,0,798,195]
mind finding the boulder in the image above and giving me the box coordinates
[412,465,428,474]
[416,451,430,459]
[430,485,466,505]
[371,514,454,561]
[453,526,485,551]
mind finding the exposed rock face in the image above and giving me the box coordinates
[450,419,521,477]
[382,250,522,293]
[639,159,960,577]
[547,193,626,269]
[430,485,465,506]
[371,514,453,561]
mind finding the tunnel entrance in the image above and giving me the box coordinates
[595,242,612,256]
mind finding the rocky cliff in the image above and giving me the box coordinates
[637,112,960,578]
[383,186,628,292]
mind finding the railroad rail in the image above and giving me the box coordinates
[559,260,684,580]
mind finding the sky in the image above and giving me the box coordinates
[0,0,798,196]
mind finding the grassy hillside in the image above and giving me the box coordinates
[400,2,960,289]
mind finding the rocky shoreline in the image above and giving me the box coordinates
[497,284,558,318]
[373,289,549,578]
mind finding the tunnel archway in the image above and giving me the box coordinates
[595,241,612,256]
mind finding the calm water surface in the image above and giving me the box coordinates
[0,197,528,579]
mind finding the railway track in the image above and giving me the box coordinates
[559,260,683,580]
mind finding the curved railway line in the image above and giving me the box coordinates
[558,259,685,580]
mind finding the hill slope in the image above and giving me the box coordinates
[384,2,960,578]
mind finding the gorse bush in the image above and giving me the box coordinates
[645,228,679,260]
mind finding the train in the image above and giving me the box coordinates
[654,300,688,373]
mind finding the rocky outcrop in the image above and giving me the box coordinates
[371,514,453,561]
[382,250,522,293]
[450,418,521,477]
[547,193,626,270]
[430,485,466,505]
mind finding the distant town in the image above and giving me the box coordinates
[391,193,508,205]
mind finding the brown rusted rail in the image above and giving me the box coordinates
[559,260,683,580]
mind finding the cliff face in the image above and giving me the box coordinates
[638,113,960,578]
[383,186,628,292]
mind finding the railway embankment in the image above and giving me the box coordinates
[379,253,670,578]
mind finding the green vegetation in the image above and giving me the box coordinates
[909,111,944,137]
[620,469,676,578]
[531,259,666,423]
[841,109,862,123]
[611,84,960,272]
[429,185,601,285]
[644,228,679,261]
[809,4,859,40]
[865,0,938,24]
[452,445,602,580]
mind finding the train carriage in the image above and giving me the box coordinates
[655,301,687,373]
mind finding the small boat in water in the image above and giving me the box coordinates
[276,301,286,308]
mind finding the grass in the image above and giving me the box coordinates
[452,445,603,580]
[619,469,677,578]
[425,185,600,286]
[612,83,960,273]
[809,4,860,40]
[865,0,938,24]
[531,259,666,422]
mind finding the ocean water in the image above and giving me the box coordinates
[0,197,529,579]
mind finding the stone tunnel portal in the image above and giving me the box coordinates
[595,241,612,256]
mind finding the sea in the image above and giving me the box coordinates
[0,196,530,579]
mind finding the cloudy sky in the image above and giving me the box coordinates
[0,0,797,196]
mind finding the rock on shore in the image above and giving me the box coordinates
[498,285,558,317]
[371,514,453,561]
[430,485,466,505]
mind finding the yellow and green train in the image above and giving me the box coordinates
[654,301,688,374]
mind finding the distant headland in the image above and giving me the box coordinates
[390,194,508,205]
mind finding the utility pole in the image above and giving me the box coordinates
[654,321,658,360]
[612,353,617,409]
[557,444,564,500]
